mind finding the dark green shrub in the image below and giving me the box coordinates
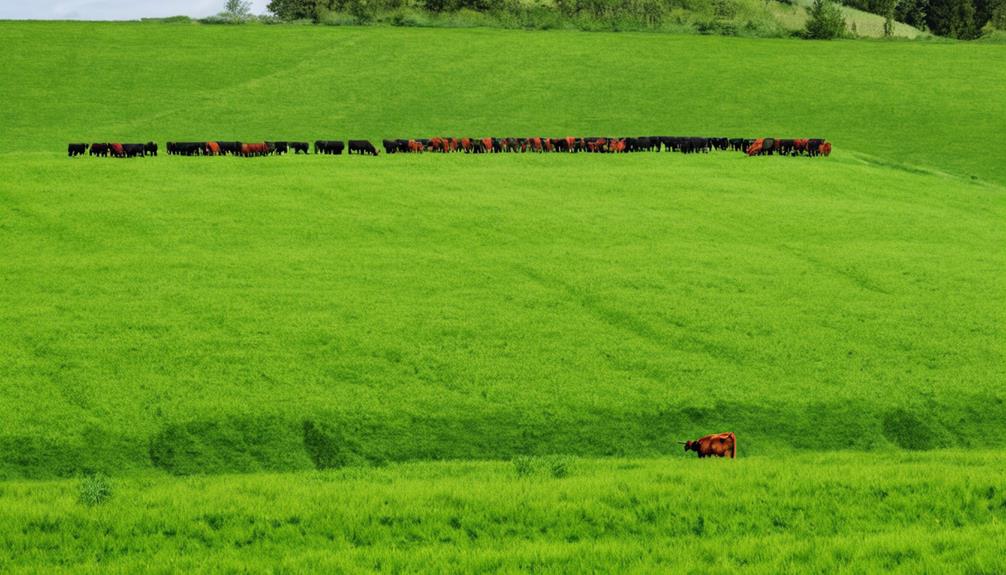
[804,0,848,38]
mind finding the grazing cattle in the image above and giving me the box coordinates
[290,142,309,154]
[383,139,400,154]
[205,141,221,156]
[217,142,240,156]
[315,140,345,155]
[806,139,832,157]
[746,138,764,156]
[240,143,270,157]
[68,143,88,157]
[776,139,795,156]
[122,144,146,158]
[167,142,205,156]
[90,143,108,157]
[267,141,289,155]
[348,140,378,156]
[144,142,158,156]
[109,143,125,157]
[682,432,736,459]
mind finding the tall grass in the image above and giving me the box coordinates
[0,454,1003,573]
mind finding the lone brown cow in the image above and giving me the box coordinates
[682,432,736,458]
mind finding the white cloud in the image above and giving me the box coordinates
[0,0,273,20]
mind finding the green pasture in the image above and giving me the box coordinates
[1,152,1002,477]
[0,21,1004,572]
[2,454,1004,573]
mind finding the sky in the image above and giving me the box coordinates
[0,0,272,20]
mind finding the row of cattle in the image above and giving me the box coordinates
[68,141,373,157]
[379,136,833,157]
[381,136,831,156]
[69,137,831,158]
[68,143,159,157]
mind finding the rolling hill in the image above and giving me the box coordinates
[0,20,1003,573]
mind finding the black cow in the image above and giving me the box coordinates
[315,140,345,155]
[68,143,88,157]
[290,142,309,155]
[217,141,242,156]
[144,142,158,156]
[90,143,108,157]
[168,142,205,156]
[122,144,146,158]
[267,141,289,155]
[347,140,377,156]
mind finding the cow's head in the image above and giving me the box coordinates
[683,440,695,452]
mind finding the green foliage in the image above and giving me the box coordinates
[268,0,793,35]
[805,0,848,37]
[267,0,320,20]
[927,0,978,36]
[77,473,112,507]
[895,0,927,28]
[878,0,898,34]
[222,0,254,22]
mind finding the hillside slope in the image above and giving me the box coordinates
[1,22,1003,183]
[0,23,1003,478]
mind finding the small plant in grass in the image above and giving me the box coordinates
[548,456,570,479]
[512,455,535,478]
[78,473,112,507]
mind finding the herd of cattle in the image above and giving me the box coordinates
[68,137,831,158]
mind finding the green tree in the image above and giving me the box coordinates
[975,0,1006,28]
[878,0,897,35]
[221,0,253,22]
[993,0,1006,28]
[267,0,320,20]
[895,0,927,29]
[926,0,977,37]
[805,0,847,38]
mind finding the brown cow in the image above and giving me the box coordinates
[241,143,270,157]
[682,432,736,458]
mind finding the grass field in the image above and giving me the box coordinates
[3,454,1005,573]
[1,21,1004,572]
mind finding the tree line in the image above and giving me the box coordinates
[842,0,1006,37]
[259,0,1005,38]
